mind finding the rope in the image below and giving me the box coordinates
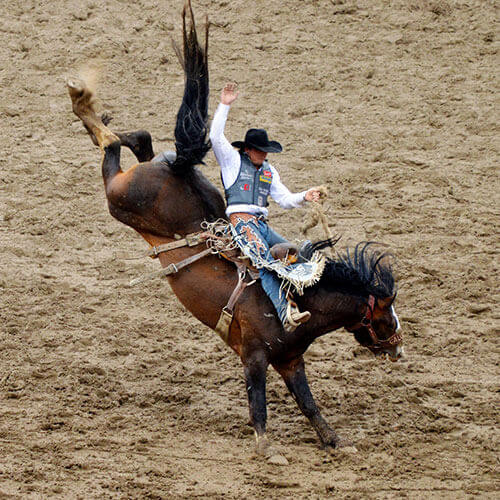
[301,185,335,256]
[201,219,238,254]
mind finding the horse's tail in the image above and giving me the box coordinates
[170,0,210,174]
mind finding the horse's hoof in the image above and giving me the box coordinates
[66,78,84,97]
[66,78,79,89]
[338,445,358,454]
[325,443,358,456]
[66,78,95,107]
[267,454,289,466]
[336,435,355,448]
[254,435,283,459]
[324,435,357,454]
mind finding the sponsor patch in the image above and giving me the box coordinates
[243,183,250,191]
[262,170,272,178]
[259,176,272,183]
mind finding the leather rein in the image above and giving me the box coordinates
[348,295,402,349]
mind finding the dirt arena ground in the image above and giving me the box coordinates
[1,0,498,497]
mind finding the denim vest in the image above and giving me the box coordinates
[224,153,273,207]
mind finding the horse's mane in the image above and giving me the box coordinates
[312,241,396,299]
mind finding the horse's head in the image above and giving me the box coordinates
[347,294,404,361]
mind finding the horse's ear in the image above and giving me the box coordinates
[377,292,397,310]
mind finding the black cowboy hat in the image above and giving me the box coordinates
[231,128,283,153]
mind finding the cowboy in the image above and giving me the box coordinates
[209,82,322,332]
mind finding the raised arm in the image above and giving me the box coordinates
[209,83,241,186]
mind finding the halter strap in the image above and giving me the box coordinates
[350,295,402,349]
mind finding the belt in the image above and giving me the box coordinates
[229,212,267,225]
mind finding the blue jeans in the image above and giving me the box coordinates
[232,218,288,322]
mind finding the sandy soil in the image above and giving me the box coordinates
[1,0,498,497]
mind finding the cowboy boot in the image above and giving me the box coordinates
[283,301,311,332]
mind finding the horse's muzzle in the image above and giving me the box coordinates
[372,343,405,362]
[386,344,405,362]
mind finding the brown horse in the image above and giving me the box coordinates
[67,1,404,456]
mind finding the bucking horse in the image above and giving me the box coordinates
[67,0,404,456]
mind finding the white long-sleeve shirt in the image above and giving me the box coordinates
[209,103,307,217]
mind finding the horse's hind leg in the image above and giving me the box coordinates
[68,89,154,163]
[274,356,341,450]
[67,78,119,150]
[68,79,124,186]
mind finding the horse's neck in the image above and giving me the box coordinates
[301,290,363,337]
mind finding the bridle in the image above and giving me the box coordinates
[348,295,402,349]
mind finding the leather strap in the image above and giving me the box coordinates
[225,263,253,314]
[215,262,256,344]
[145,232,206,258]
[130,247,212,285]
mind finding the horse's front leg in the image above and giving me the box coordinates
[242,352,273,456]
[274,356,341,450]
